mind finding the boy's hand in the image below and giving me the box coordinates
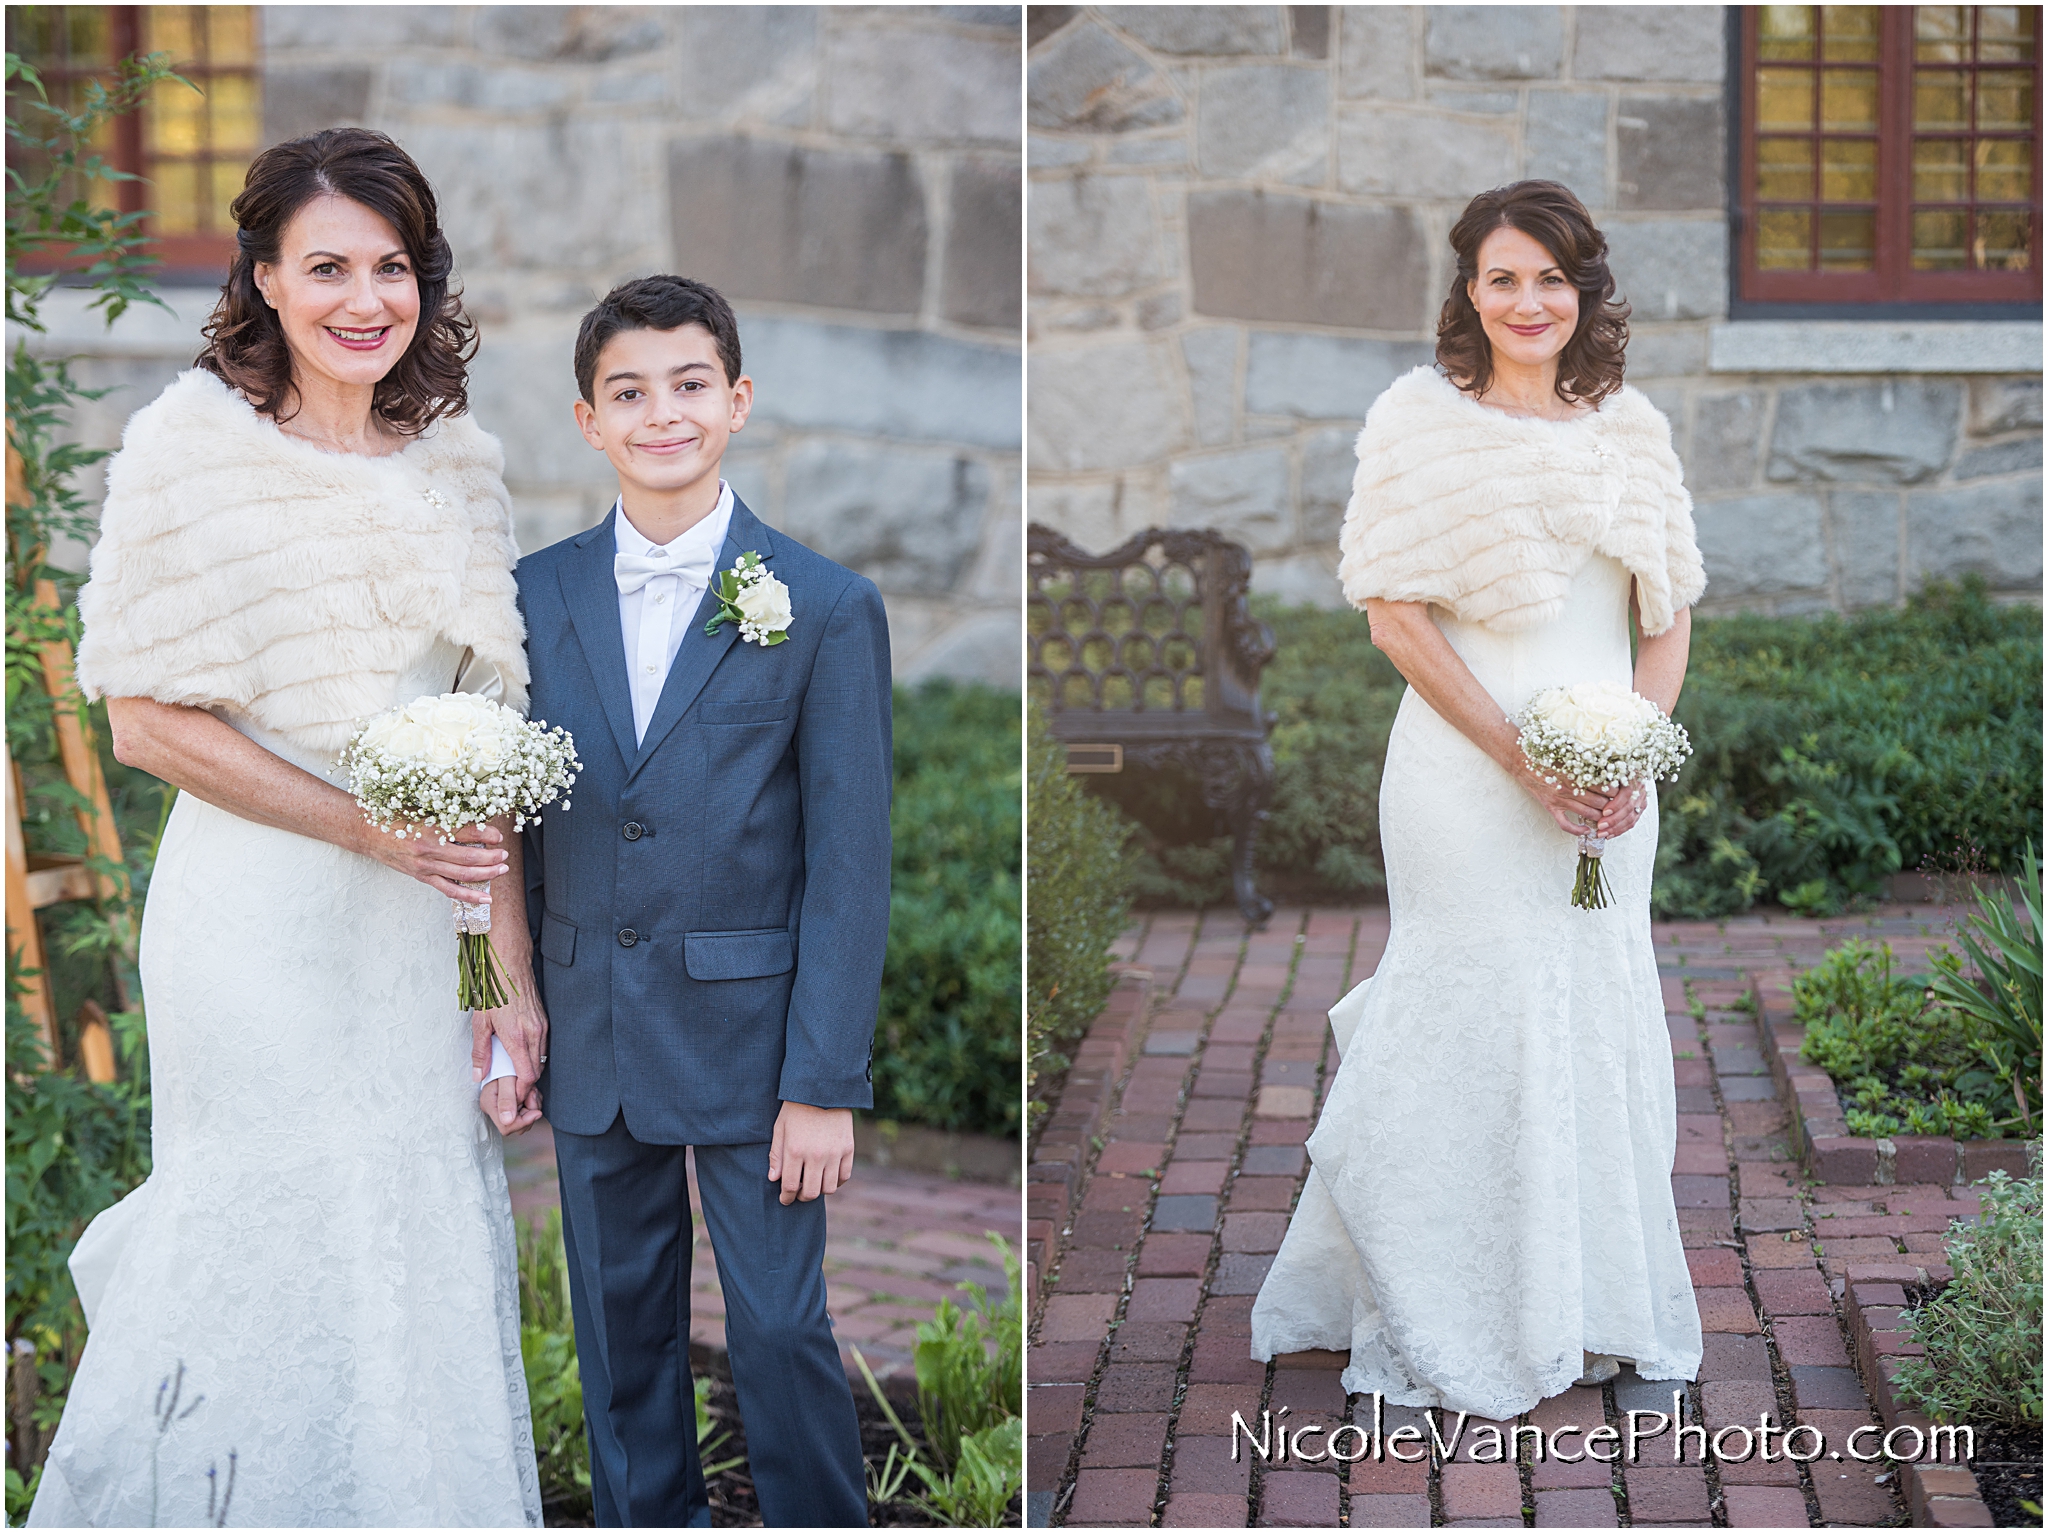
[767,1102,855,1205]
[481,1076,544,1136]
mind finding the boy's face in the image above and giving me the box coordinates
[573,323,752,500]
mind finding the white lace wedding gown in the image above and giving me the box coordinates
[1250,553,1703,1419]
[29,637,542,1528]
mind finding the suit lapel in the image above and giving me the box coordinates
[557,507,640,769]
[626,498,779,783]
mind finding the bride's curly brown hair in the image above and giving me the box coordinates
[197,128,476,434]
[1436,180,1630,408]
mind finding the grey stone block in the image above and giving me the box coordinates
[1523,90,1609,209]
[1101,5,1287,55]
[1027,20,1184,132]
[1689,391,1766,494]
[1189,192,1430,330]
[1954,436,2042,479]
[780,440,989,596]
[1573,6,1725,82]
[1029,339,1192,471]
[943,158,1022,331]
[747,316,1022,449]
[465,326,612,490]
[1254,551,1345,606]
[1026,1490,1055,1528]
[474,5,666,61]
[1767,381,1962,484]
[1424,5,1564,80]
[1429,86,1518,113]
[1181,328,1242,446]
[1144,1030,1201,1055]
[1789,1366,1867,1411]
[901,609,1021,688]
[1827,491,1902,607]
[1614,1370,1694,1420]
[676,7,818,125]
[1029,7,1079,49]
[1197,64,1330,185]
[1245,331,1435,420]
[1151,1194,1219,1231]
[1338,4,1417,100]
[1290,5,1332,59]
[385,59,578,113]
[1037,304,1118,334]
[1030,174,1161,299]
[825,23,1019,143]
[1107,134,1190,166]
[1210,1252,1275,1294]
[1337,107,1516,199]
[1968,376,2043,435]
[1137,293,1183,331]
[1302,425,1361,544]
[1028,135,1092,167]
[1693,493,1828,597]
[669,137,927,315]
[260,4,466,48]
[1623,325,1707,379]
[1719,1076,1778,1100]
[1241,1144,1306,1176]
[1605,219,1728,321]
[261,66,372,144]
[939,6,1020,29]
[1907,475,2044,589]
[1618,95,1726,211]
[1169,447,1294,553]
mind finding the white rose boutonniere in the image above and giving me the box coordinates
[704,551,793,646]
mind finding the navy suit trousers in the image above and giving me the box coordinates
[552,1114,868,1528]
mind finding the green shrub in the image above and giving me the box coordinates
[1925,845,2042,1133]
[1122,580,2042,915]
[1794,940,2027,1140]
[1895,1169,2043,1429]
[874,682,1021,1139]
[1025,706,1131,1124]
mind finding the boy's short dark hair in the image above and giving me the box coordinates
[573,275,742,402]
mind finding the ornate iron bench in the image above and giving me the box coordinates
[1027,523,1277,927]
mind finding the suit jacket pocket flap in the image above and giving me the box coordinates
[683,928,795,980]
[697,697,791,726]
[540,911,577,966]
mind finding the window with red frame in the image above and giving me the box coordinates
[1739,5,2041,304]
[9,5,259,277]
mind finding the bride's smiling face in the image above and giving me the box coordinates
[253,193,422,395]
[1467,225,1580,373]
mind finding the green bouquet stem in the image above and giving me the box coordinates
[458,930,519,1012]
[1572,836,1612,911]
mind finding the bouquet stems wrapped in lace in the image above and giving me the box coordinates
[343,694,581,1009]
[1510,680,1692,911]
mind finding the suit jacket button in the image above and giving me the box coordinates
[623,821,644,841]
[618,928,638,948]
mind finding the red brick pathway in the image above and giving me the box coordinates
[506,1122,1020,1389]
[1028,903,1983,1528]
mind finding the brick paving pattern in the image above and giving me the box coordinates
[505,1122,1019,1387]
[1029,903,1985,1527]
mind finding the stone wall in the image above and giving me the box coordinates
[24,5,1024,685]
[1026,4,2042,615]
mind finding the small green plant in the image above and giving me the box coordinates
[1894,1169,2042,1429]
[1925,844,2041,1132]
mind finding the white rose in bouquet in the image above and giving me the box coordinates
[734,572,793,633]
[704,550,794,646]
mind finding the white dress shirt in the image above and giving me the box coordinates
[615,480,734,745]
[479,481,734,1096]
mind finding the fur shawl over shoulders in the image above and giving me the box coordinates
[1336,366,1705,635]
[74,369,528,753]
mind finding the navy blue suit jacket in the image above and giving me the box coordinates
[516,497,892,1145]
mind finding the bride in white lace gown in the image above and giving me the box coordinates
[1251,183,1706,1418]
[31,133,544,1526]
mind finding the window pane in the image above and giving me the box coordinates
[1914,70,1972,130]
[1758,208,1813,267]
[1915,5,1971,63]
[1977,6,2037,64]
[1759,67,1816,129]
[1820,136,1878,200]
[1820,6,1879,61]
[209,73,261,154]
[151,159,202,235]
[1912,208,1970,267]
[143,6,200,64]
[1914,137,1971,200]
[1759,6,1817,61]
[1976,137,2035,201]
[1821,69,1879,130]
[1758,136,1816,199]
[1819,209,1875,267]
[1974,208,2033,269]
[209,7,259,67]
[146,76,206,156]
[1977,71,2035,130]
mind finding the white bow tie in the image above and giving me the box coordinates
[615,545,717,595]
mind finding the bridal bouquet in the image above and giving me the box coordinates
[1511,681,1691,911]
[343,693,581,1008]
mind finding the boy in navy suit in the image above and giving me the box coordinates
[477,276,889,1527]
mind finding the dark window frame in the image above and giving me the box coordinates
[1726,4,2043,318]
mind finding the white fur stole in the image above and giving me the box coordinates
[74,369,529,753]
[1336,366,1705,635]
